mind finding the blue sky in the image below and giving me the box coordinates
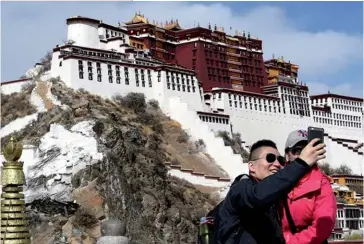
[1,1,363,96]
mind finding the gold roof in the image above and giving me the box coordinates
[125,12,148,25]
[164,19,182,31]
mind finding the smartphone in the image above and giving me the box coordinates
[307,126,324,146]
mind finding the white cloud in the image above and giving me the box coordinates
[306,81,361,97]
[2,2,362,96]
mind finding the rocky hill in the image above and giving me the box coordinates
[0,78,228,244]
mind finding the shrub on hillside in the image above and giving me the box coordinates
[148,99,160,109]
[1,91,37,127]
[72,207,98,228]
[113,93,164,135]
[217,131,249,161]
[177,130,190,143]
[113,93,147,114]
[195,139,206,150]
[344,232,363,241]
[21,80,36,93]
[26,210,42,229]
[217,131,233,146]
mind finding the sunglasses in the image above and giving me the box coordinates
[251,153,286,166]
[290,147,304,155]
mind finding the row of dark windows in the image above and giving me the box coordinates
[282,95,310,105]
[315,98,362,106]
[78,60,164,88]
[332,104,362,112]
[201,41,262,52]
[228,93,281,106]
[229,100,284,114]
[194,49,262,66]
[282,88,308,98]
[313,117,362,128]
[199,115,229,125]
[290,109,310,117]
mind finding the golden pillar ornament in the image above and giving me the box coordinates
[1,137,31,244]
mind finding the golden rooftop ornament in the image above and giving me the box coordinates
[0,137,31,244]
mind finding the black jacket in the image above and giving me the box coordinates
[217,158,311,244]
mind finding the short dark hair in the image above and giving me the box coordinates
[249,139,277,160]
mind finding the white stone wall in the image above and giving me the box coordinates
[325,136,363,175]
[67,21,100,48]
[0,79,30,95]
[198,115,231,135]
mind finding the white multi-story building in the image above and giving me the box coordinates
[331,202,364,240]
[1,15,363,180]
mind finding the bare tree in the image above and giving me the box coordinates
[333,165,352,175]
[39,51,52,72]
[319,162,334,176]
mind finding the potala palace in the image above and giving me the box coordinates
[1,14,363,181]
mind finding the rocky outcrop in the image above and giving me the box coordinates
[1,80,218,243]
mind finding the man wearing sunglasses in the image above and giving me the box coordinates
[281,130,336,244]
[217,138,325,244]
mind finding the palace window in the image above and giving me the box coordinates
[96,62,101,82]
[108,64,113,83]
[78,60,84,79]
[157,71,161,82]
[115,66,120,84]
[135,68,139,87]
[148,70,152,87]
[87,62,93,81]
[166,73,171,89]
[171,75,175,84]
[124,67,129,85]
[141,69,145,87]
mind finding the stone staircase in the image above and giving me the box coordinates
[164,97,248,181]
[165,161,230,187]
[325,133,363,156]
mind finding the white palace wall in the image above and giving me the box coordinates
[324,136,363,174]
[0,79,30,95]
[67,21,100,49]
[54,58,204,113]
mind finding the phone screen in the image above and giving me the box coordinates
[307,127,324,146]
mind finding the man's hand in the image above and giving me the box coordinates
[299,138,326,167]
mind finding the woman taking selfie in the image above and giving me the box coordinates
[281,130,337,244]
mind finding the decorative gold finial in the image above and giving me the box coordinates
[2,137,23,162]
[1,137,31,243]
